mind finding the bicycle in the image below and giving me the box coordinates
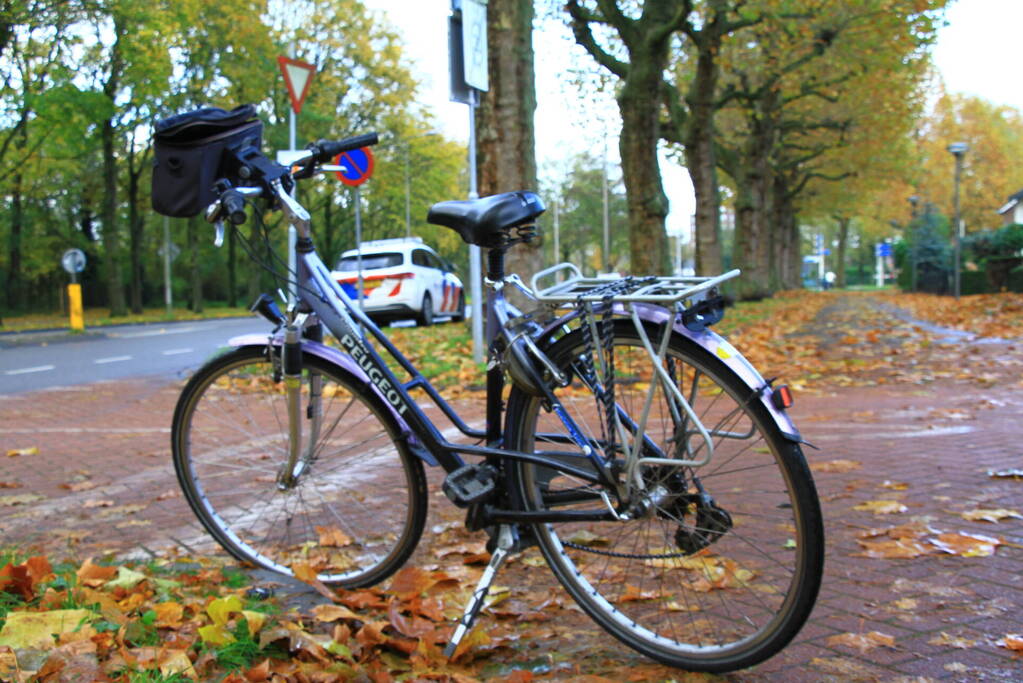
[155,106,823,673]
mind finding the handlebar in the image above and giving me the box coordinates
[309,133,379,163]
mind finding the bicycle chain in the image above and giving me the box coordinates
[561,539,695,560]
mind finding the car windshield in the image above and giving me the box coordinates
[336,252,403,271]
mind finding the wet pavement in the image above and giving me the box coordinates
[1,293,1021,680]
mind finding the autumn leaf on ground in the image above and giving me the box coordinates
[197,594,243,645]
[827,631,896,653]
[291,561,340,603]
[996,634,1023,651]
[0,609,94,650]
[987,468,1023,478]
[929,532,1001,557]
[0,556,53,600]
[0,481,22,489]
[315,525,353,547]
[5,446,38,457]
[879,480,909,490]
[928,632,976,649]
[853,500,908,515]
[76,558,117,588]
[0,493,43,506]
[961,508,1023,523]
[811,459,862,473]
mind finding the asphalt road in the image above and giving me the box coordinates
[0,317,270,394]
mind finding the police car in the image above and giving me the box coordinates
[331,238,465,326]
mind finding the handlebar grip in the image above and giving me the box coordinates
[311,133,379,162]
[221,189,247,225]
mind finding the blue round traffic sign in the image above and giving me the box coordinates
[334,147,375,187]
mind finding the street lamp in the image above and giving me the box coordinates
[947,142,968,299]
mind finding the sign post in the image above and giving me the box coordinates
[333,147,375,312]
[278,53,316,308]
[61,248,86,331]
[450,0,488,363]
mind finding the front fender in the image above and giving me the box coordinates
[227,334,437,465]
[536,306,801,443]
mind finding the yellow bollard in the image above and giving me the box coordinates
[68,283,84,331]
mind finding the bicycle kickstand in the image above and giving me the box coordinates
[443,524,514,659]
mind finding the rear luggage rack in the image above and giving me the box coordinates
[530,263,741,306]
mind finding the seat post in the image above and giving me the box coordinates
[487,246,506,282]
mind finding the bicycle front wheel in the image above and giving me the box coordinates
[505,323,823,672]
[172,345,428,588]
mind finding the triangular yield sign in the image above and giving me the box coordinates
[277,56,315,114]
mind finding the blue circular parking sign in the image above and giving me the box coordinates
[334,147,375,187]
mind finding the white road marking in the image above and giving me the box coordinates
[4,365,55,375]
[94,355,132,364]
[162,348,194,356]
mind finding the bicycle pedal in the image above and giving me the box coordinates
[442,464,498,508]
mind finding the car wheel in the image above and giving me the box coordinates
[451,292,466,323]
[418,293,434,327]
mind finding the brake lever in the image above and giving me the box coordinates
[213,221,225,248]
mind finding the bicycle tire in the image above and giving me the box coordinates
[172,345,428,588]
[505,322,823,672]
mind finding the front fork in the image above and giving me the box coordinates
[276,320,324,490]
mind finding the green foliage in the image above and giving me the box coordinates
[960,270,994,296]
[0,0,468,318]
[895,209,951,294]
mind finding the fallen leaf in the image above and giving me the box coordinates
[315,525,353,548]
[928,632,975,649]
[853,500,908,515]
[104,566,147,590]
[311,604,362,623]
[987,469,1023,478]
[76,558,117,588]
[879,480,909,490]
[60,480,96,492]
[996,634,1023,651]
[6,447,38,457]
[82,499,114,508]
[0,481,22,489]
[811,459,862,473]
[153,601,184,629]
[960,508,1022,523]
[0,493,43,506]
[929,532,1001,557]
[891,598,918,610]
[827,631,896,653]
[0,609,94,649]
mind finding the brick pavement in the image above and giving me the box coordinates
[1,297,1022,680]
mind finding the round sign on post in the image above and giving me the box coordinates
[334,147,375,187]
[61,248,86,275]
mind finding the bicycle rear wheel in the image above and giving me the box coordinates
[172,345,428,588]
[505,323,823,672]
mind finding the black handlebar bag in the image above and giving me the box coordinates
[152,105,262,218]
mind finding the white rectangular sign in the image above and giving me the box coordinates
[462,0,488,92]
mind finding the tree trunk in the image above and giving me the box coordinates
[101,116,126,315]
[6,164,23,310]
[227,225,237,307]
[127,149,144,314]
[101,20,126,316]
[684,25,724,277]
[728,97,777,300]
[476,0,539,282]
[834,215,850,289]
[619,71,670,275]
[188,215,203,313]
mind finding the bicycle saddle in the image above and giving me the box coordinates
[427,191,545,248]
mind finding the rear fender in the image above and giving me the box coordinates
[228,334,437,465]
[536,306,801,443]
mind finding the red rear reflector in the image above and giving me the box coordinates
[771,385,793,410]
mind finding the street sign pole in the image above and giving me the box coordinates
[876,244,884,288]
[278,49,315,311]
[164,215,173,315]
[451,0,488,363]
[287,45,299,310]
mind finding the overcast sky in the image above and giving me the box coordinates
[364,0,1015,237]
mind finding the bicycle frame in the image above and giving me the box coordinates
[260,182,630,499]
